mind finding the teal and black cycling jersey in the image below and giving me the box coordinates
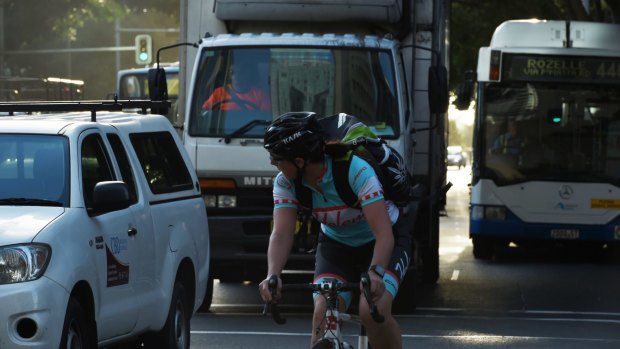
[273,154,400,247]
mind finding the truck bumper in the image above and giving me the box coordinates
[0,277,68,348]
[208,214,316,279]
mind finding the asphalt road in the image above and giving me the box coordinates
[189,165,620,348]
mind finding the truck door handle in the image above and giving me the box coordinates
[128,228,138,236]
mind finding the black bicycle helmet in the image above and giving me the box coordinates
[264,111,324,160]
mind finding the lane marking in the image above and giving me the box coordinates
[191,331,620,342]
[450,269,460,280]
[204,307,620,320]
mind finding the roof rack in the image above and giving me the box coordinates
[0,99,171,122]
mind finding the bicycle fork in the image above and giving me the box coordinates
[323,308,372,349]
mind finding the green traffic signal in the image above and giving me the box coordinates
[135,34,152,65]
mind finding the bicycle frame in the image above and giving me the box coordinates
[265,273,382,349]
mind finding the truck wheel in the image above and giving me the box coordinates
[144,281,191,349]
[59,297,96,349]
[419,247,439,284]
[392,272,417,314]
[197,275,214,312]
[472,236,494,259]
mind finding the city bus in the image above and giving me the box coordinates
[461,20,620,259]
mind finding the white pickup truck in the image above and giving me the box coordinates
[0,101,210,349]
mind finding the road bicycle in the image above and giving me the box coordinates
[264,272,383,349]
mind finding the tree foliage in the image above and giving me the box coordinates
[2,0,179,98]
[3,0,619,99]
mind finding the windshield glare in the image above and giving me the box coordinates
[0,135,69,206]
[481,82,620,185]
[189,47,399,139]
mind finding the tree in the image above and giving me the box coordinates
[2,0,180,98]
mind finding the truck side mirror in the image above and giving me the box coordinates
[90,181,130,216]
[454,69,475,111]
[148,68,170,115]
[428,65,449,114]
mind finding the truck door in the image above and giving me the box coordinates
[79,131,139,339]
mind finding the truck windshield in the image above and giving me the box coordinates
[188,47,399,139]
[480,82,620,185]
[0,135,69,206]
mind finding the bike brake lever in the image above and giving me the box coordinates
[360,272,385,324]
[266,275,287,325]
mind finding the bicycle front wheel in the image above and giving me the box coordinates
[311,338,339,349]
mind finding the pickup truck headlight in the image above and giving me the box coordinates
[0,244,51,284]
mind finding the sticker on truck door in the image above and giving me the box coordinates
[106,238,129,287]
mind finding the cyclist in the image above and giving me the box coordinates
[258,112,411,349]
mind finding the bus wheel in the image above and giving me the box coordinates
[419,246,439,283]
[472,236,494,260]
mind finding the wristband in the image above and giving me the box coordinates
[368,264,385,278]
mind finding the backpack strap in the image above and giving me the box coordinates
[332,153,360,209]
[333,147,388,210]
[293,176,315,253]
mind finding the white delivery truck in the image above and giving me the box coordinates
[159,0,450,311]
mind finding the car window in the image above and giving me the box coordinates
[130,131,193,194]
[0,134,69,206]
[81,134,115,207]
[107,133,138,205]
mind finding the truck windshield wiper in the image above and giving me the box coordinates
[223,119,271,144]
[0,197,63,207]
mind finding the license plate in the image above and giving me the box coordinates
[550,229,579,239]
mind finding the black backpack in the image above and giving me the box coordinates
[289,114,450,253]
[292,114,414,247]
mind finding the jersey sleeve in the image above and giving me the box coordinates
[273,172,298,209]
[348,155,384,207]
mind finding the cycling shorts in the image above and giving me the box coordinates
[313,213,412,309]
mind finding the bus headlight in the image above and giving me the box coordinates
[485,206,506,220]
[471,205,506,220]
[0,244,51,284]
[471,205,484,220]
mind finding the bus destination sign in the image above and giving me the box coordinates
[503,54,620,84]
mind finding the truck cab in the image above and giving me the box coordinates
[175,0,449,311]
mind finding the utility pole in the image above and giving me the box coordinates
[0,2,4,75]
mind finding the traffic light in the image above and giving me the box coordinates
[135,34,152,65]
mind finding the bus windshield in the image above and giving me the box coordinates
[188,47,399,139]
[480,82,620,185]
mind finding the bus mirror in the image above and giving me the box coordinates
[454,69,475,111]
[428,65,449,114]
[148,68,169,115]
[562,102,569,121]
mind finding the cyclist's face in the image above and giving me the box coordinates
[271,156,301,180]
